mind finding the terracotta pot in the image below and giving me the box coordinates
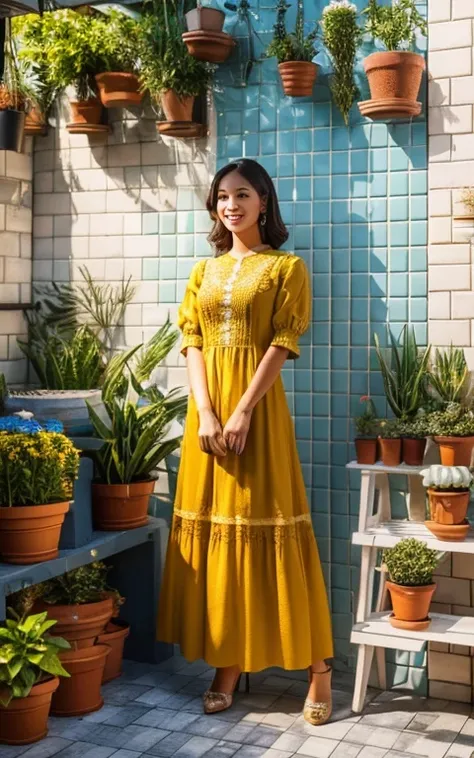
[427,488,470,525]
[185,7,225,32]
[67,99,108,134]
[359,51,425,119]
[379,437,402,467]
[402,437,426,466]
[0,677,59,745]
[160,91,195,123]
[35,595,114,648]
[355,438,377,465]
[433,436,474,466]
[98,620,130,683]
[182,30,235,63]
[425,519,470,542]
[95,73,143,109]
[386,580,436,624]
[24,107,47,136]
[278,61,318,97]
[51,645,110,717]
[92,480,154,530]
[0,501,69,564]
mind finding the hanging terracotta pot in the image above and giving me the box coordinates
[67,98,108,134]
[402,437,426,466]
[355,438,377,465]
[92,480,154,530]
[278,61,318,97]
[35,595,114,648]
[185,6,225,32]
[98,620,130,683]
[51,645,110,717]
[379,437,402,466]
[0,677,59,745]
[433,436,474,466]
[160,91,194,122]
[387,580,436,629]
[95,73,143,109]
[0,501,69,564]
[358,51,425,120]
[24,106,47,136]
[182,30,235,63]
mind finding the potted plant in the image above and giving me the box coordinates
[0,611,70,745]
[383,538,440,630]
[358,0,427,120]
[398,414,428,466]
[374,325,431,420]
[378,418,402,466]
[426,403,474,466]
[420,464,472,541]
[321,0,361,125]
[87,347,186,530]
[94,10,143,109]
[138,3,212,137]
[183,0,235,63]
[266,0,318,97]
[428,345,471,408]
[33,562,122,649]
[0,19,26,152]
[0,415,79,564]
[353,396,379,464]
[453,188,474,243]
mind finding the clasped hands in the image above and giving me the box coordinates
[198,407,251,457]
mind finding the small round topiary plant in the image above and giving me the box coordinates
[383,538,441,587]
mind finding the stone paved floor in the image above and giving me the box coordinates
[1,655,474,758]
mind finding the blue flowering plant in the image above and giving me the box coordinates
[0,414,80,507]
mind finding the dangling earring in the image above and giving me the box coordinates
[260,213,267,226]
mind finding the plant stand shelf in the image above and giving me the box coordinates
[0,517,173,664]
[347,460,474,714]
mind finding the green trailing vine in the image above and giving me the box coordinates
[321,0,361,126]
[362,0,427,51]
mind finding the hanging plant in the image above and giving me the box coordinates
[182,0,235,63]
[266,0,318,97]
[0,18,26,152]
[321,0,361,126]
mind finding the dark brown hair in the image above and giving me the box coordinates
[206,159,289,255]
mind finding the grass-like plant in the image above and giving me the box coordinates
[460,187,474,214]
[428,346,470,407]
[321,0,361,125]
[266,0,318,63]
[383,538,441,587]
[362,0,427,51]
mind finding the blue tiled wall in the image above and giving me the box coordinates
[215,0,428,675]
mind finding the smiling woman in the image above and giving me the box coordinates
[157,158,334,726]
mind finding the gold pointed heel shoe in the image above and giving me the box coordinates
[303,665,332,726]
[203,670,248,715]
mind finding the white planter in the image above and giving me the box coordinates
[453,215,474,243]
[5,389,104,436]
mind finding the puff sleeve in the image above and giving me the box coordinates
[271,256,310,360]
[177,260,206,356]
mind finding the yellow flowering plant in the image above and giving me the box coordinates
[0,418,79,507]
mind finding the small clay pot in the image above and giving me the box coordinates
[428,488,470,525]
[359,51,425,119]
[379,437,402,467]
[0,501,69,564]
[98,620,130,683]
[67,99,108,134]
[0,677,59,745]
[278,61,318,97]
[160,91,195,123]
[92,479,154,531]
[402,437,426,466]
[185,7,225,32]
[433,436,474,467]
[51,645,110,717]
[182,30,235,63]
[95,73,142,109]
[355,438,377,465]
[386,580,436,625]
[35,596,114,648]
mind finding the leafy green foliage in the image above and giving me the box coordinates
[0,432,79,507]
[37,562,123,608]
[12,14,60,114]
[0,611,70,706]
[428,346,470,407]
[397,413,428,440]
[137,1,212,102]
[374,325,431,420]
[425,402,474,437]
[266,0,318,63]
[383,538,441,587]
[321,1,361,125]
[377,418,401,439]
[1,19,25,112]
[354,395,378,437]
[363,0,427,51]
[92,10,140,75]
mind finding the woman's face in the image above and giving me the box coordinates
[216,170,266,235]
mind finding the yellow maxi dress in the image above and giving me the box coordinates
[158,249,333,672]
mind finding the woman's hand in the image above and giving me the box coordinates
[198,408,227,457]
[223,409,252,455]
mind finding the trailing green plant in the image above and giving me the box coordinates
[383,538,441,587]
[354,395,378,437]
[12,13,59,115]
[266,0,318,63]
[37,561,123,609]
[377,418,401,439]
[0,417,79,507]
[92,9,141,75]
[420,465,473,492]
[362,0,427,52]
[321,0,361,125]
[428,345,470,407]
[397,413,428,440]
[426,403,474,438]
[137,1,212,104]
[0,610,70,706]
[374,325,431,420]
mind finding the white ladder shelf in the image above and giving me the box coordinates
[347,461,474,713]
